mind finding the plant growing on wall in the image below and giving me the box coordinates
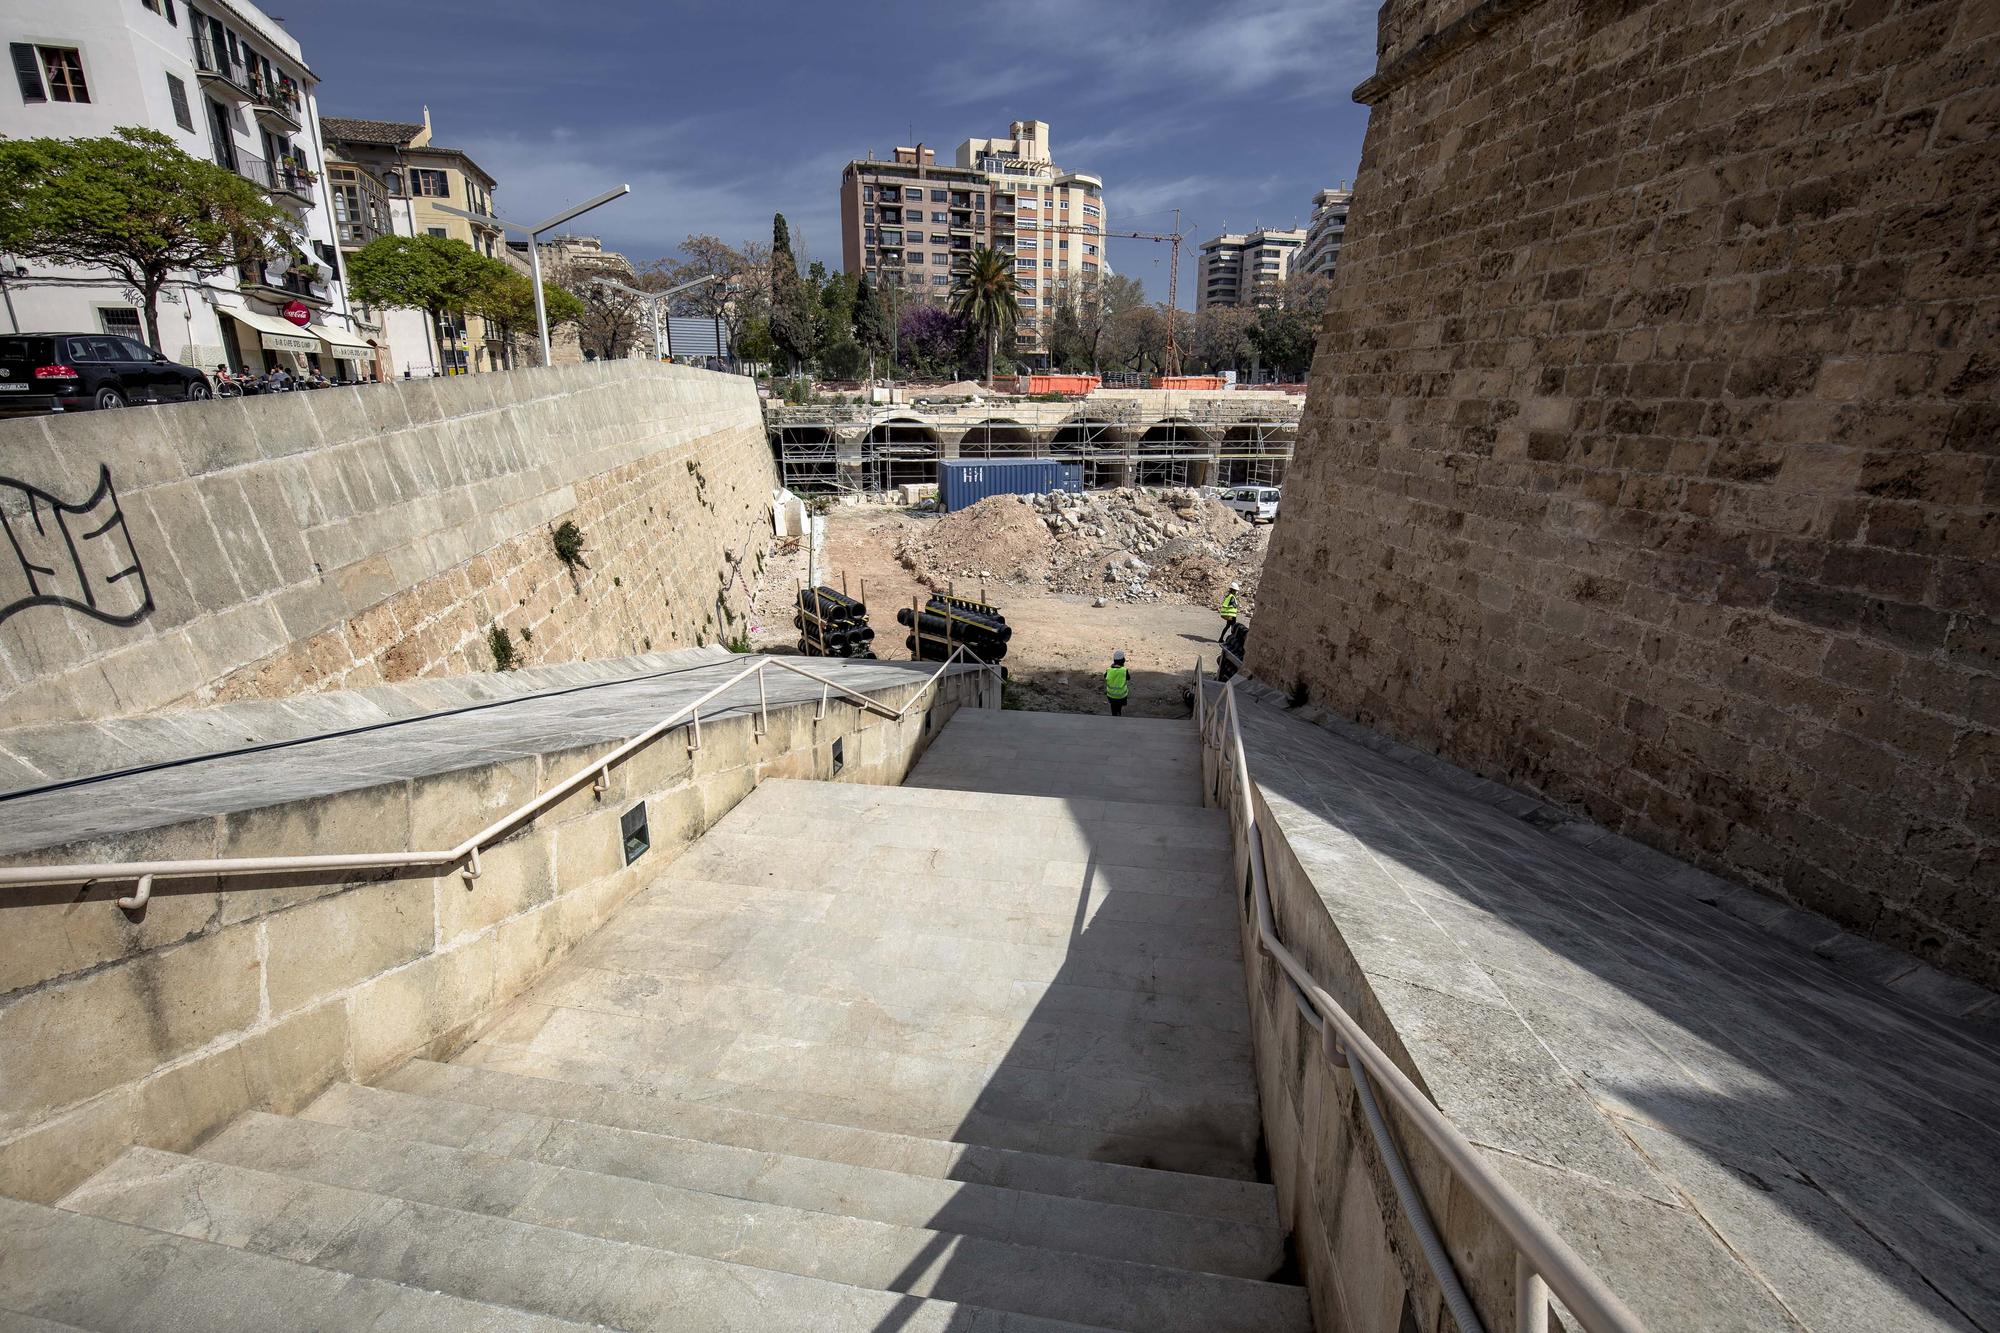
[550,521,588,570]
[488,625,518,672]
[0,127,300,350]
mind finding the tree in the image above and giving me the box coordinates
[0,126,299,349]
[853,277,892,363]
[347,234,496,368]
[897,305,970,379]
[646,234,765,345]
[811,263,859,359]
[470,266,585,362]
[766,214,814,372]
[1191,304,1255,374]
[949,247,1020,384]
[734,315,778,369]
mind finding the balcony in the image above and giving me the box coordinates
[335,215,385,249]
[248,72,303,132]
[268,160,318,205]
[190,27,252,101]
[241,259,329,307]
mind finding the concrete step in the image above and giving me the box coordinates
[509,959,1255,1092]
[383,1059,1279,1227]
[0,1194,594,1332]
[312,1080,1284,1275]
[208,1105,1307,1331]
[463,998,1262,1179]
[566,893,1251,1002]
[64,1147,1112,1333]
[453,1039,1260,1180]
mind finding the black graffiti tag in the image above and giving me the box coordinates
[0,465,153,628]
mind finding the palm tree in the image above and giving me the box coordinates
[950,247,1020,385]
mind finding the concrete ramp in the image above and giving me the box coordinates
[15,709,1310,1331]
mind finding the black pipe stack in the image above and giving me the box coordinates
[796,586,876,658]
[897,596,1012,663]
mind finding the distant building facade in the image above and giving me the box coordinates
[320,109,505,375]
[0,0,368,376]
[1299,187,1352,278]
[505,234,638,365]
[839,119,1104,365]
[1197,227,1306,309]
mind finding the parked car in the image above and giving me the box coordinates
[1219,486,1281,523]
[0,333,213,415]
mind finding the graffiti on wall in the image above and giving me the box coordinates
[0,465,153,628]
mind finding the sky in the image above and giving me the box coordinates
[277,0,1380,303]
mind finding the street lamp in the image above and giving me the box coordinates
[435,183,629,367]
[592,273,718,363]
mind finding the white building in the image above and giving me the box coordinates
[1196,227,1306,310]
[0,0,372,378]
[1299,186,1353,278]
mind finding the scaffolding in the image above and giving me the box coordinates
[772,396,1300,496]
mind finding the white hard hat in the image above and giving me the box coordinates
[1112,650,1126,663]
[1229,581,1242,591]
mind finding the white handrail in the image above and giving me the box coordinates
[0,651,999,897]
[1198,671,1646,1333]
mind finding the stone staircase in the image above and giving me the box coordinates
[3,709,1309,1332]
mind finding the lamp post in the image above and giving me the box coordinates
[435,183,629,367]
[591,273,718,363]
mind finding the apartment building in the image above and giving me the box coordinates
[1299,186,1352,278]
[1,0,369,376]
[320,110,505,374]
[1196,226,1306,309]
[839,119,1104,365]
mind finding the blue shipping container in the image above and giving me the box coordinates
[939,460,1083,512]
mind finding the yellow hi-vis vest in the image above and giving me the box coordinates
[1220,592,1239,620]
[1105,665,1130,700]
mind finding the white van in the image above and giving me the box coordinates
[1220,486,1281,523]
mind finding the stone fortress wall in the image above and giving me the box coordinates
[0,362,778,730]
[1253,0,1999,987]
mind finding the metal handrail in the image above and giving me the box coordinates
[1195,669,1646,1333]
[0,651,999,909]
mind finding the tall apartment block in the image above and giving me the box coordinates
[1299,187,1353,277]
[1196,227,1306,309]
[840,119,1104,363]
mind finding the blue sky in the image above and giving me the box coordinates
[280,0,1378,302]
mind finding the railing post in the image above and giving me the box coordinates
[1517,1256,1549,1333]
[756,666,769,738]
[688,707,702,754]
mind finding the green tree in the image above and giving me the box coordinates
[734,315,778,369]
[949,247,1020,385]
[852,277,892,363]
[767,214,814,372]
[812,264,858,358]
[347,234,496,368]
[0,126,299,349]
[470,266,586,363]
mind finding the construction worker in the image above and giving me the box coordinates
[1105,650,1130,717]
[1219,582,1241,642]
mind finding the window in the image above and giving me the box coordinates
[98,308,143,339]
[68,335,131,363]
[383,170,403,196]
[39,46,88,101]
[862,186,874,202]
[142,0,181,22]
[410,169,449,198]
[930,189,946,201]
[932,274,949,286]
[1020,297,1037,308]
[906,251,922,264]
[11,44,89,103]
[165,72,193,129]
[932,211,947,223]
[930,232,947,245]
[117,336,160,361]
[427,226,448,237]
[932,254,948,265]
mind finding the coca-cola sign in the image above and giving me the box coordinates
[281,300,311,327]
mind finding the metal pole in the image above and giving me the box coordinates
[1517,1257,1550,1333]
[527,234,552,367]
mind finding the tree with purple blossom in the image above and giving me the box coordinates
[896,305,971,380]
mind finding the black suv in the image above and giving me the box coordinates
[0,333,213,414]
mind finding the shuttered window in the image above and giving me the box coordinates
[166,73,193,129]
[10,44,44,103]
[38,47,88,102]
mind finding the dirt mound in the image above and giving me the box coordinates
[896,488,1265,610]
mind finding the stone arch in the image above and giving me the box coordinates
[864,416,942,490]
[1050,418,1131,489]
[1217,422,1296,488]
[1135,417,1217,488]
[957,418,1037,459]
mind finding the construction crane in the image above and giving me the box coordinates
[1023,207,1189,375]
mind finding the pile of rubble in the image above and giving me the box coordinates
[897,488,1265,609]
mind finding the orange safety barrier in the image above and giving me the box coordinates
[1155,375,1226,390]
[1015,374,1101,396]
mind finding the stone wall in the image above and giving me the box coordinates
[0,362,777,729]
[1255,0,2000,984]
[0,668,985,1203]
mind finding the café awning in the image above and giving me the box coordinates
[228,307,320,355]
[312,324,373,360]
